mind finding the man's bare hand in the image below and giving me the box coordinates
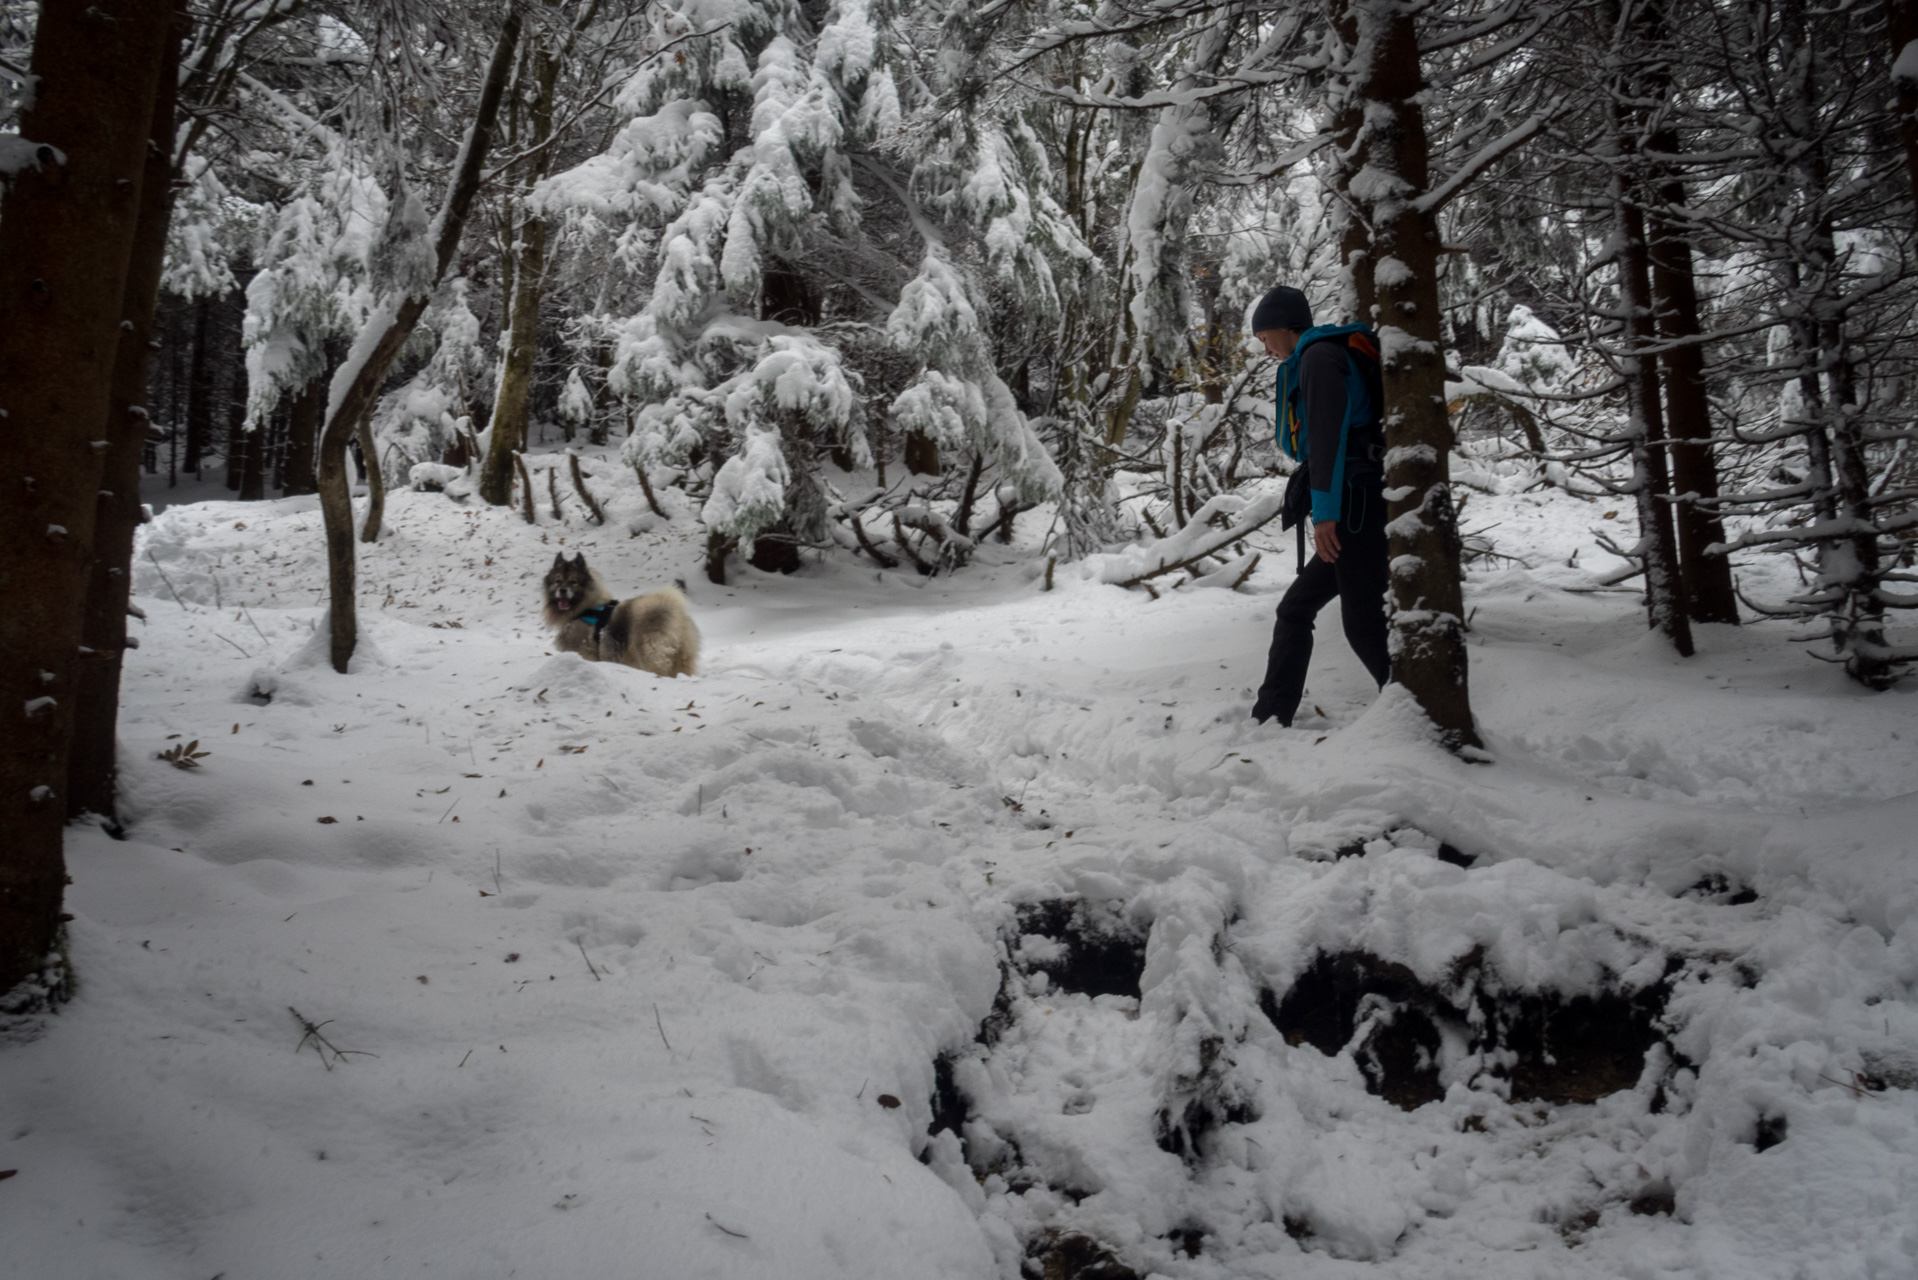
[1314,519,1342,563]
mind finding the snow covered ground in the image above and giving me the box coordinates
[4,449,1916,1280]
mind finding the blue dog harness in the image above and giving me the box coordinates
[577,602,615,646]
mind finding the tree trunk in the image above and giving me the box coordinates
[1646,142,1738,625]
[315,12,522,673]
[1617,191,1695,657]
[953,452,986,537]
[67,7,186,827]
[357,402,386,541]
[479,214,550,504]
[0,0,172,1005]
[1886,0,1918,216]
[478,36,560,507]
[281,371,322,495]
[238,401,267,501]
[1329,0,1375,324]
[1353,4,1481,751]
[184,294,213,479]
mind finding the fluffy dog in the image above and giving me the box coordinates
[541,553,699,678]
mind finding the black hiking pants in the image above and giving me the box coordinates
[1253,468,1390,726]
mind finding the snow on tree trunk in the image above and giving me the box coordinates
[0,0,175,1006]
[315,12,521,674]
[1348,0,1481,751]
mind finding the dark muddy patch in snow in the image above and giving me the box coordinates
[1012,898,1147,999]
[1263,949,1673,1109]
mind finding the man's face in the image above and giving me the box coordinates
[1257,328,1299,359]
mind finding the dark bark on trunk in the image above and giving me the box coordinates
[479,37,560,507]
[953,452,985,537]
[903,431,940,476]
[1646,147,1738,625]
[1330,0,1375,324]
[281,372,322,495]
[1617,194,1696,656]
[1355,6,1481,751]
[315,13,522,673]
[1887,0,1918,217]
[185,295,212,479]
[67,8,186,826]
[0,0,172,1003]
[479,214,550,504]
[239,406,267,501]
[357,403,386,542]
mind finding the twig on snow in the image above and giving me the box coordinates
[577,939,601,981]
[288,1006,377,1070]
[653,1002,673,1052]
[145,550,188,609]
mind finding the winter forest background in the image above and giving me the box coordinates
[3,1,1918,1277]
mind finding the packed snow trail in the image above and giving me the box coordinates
[2,454,1916,1279]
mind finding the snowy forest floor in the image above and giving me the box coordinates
[4,447,1917,1280]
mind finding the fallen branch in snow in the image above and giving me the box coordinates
[891,512,935,575]
[547,465,565,522]
[849,513,899,568]
[576,939,600,981]
[568,453,605,524]
[288,1006,376,1071]
[1112,491,1285,589]
[706,1212,749,1239]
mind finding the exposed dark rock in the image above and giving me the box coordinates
[1755,1113,1789,1152]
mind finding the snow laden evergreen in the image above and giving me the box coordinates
[241,159,387,429]
[532,0,1081,574]
[370,282,491,469]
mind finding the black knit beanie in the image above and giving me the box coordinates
[1250,286,1314,334]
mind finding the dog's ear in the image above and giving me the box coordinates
[572,553,587,567]
[552,552,567,568]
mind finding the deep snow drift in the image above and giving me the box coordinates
[3,449,1916,1280]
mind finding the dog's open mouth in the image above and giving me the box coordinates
[552,591,578,612]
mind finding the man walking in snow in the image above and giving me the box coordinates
[1248,286,1392,726]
